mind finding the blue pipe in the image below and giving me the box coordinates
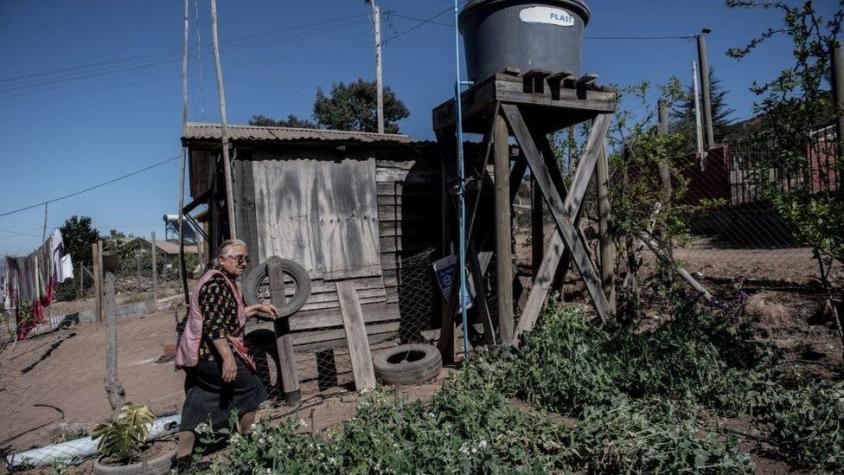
[453,0,470,362]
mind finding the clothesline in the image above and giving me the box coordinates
[2,229,74,339]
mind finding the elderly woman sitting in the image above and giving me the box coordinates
[174,239,278,464]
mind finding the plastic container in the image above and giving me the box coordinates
[459,0,591,82]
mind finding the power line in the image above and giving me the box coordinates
[587,35,695,40]
[382,3,470,46]
[0,14,370,97]
[0,154,181,219]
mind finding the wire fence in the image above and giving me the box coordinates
[0,240,191,470]
[0,242,456,469]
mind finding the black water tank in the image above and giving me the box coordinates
[459,0,590,82]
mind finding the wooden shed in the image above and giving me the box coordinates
[181,123,445,353]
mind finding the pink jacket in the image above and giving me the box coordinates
[175,269,254,370]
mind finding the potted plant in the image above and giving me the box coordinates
[91,403,176,475]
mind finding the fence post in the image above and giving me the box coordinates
[151,231,158,312]
[104,271,125,415]
[92,241,103,324]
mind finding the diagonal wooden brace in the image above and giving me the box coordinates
[501,104,612,333]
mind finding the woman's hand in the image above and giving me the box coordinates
[221,357,237,383]
[245,304,279,319]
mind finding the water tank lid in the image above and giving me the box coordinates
[460,0,591,26]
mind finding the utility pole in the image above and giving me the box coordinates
[210,0,237,240]
[832,40,844,167]
[692,61,705,166]
[697,28,715,150]
[367,0,385,134]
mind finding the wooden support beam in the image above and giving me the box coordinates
[505,107,613,335]
[337,283,377,391]
[531,177,544,275]
[468,241,496,345]
[596,141,617,315]
[576,73,599,87]
[268,256,301,403]
[494,113,515,345]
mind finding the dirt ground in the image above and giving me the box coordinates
[0,306,453,473]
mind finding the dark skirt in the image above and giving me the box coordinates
[179,356,267,432]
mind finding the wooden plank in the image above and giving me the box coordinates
[494,114,514,345]
[293,321,400,346]
[514,113,612,340]
[269,256,301,403]
[336,282,377,391]
[290,302,399,331]
[576,73,599,86]
[234,159,260,278]
[501,104,610,324]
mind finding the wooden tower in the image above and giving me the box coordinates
[432,69,617,361]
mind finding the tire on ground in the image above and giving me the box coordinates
[242,258,311,317]
[372,343,442,385]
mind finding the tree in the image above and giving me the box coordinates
[250,79,409,133]
[314,79,409,133]
[726,0,844,356]
[670,68,735,151]
[249,114,317,129]
[56,215,100,301]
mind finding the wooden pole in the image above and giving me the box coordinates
[151,231,158,312]
[832,40,844,171]
[692,61,705,163]
[209,0,237,240]
[494,113,514,345]
[78,262,84,299]
[41,202,48,243]
[371,2,384,134]
[697,28,715,150]
[179,0,190,306]
[268,256,301,403]
[596,139,616,316]
[531,177,544,275]
[657,101,674,256]
[103,271,125,415]
[92,241,103,323]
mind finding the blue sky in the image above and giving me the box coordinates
[0,0,837,256]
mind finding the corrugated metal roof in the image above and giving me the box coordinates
[183,122,414,144]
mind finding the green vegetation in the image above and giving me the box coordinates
[92,403,155,463]
[198,301,843,474]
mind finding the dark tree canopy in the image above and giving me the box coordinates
[250,79,409,134]
[313,79,409,133]
[670,68,735,150]
[56,215,100,301]
[249,114,317,129]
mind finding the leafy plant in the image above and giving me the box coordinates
[91,403,155,463]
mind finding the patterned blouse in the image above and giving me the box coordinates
[197,272,241,361]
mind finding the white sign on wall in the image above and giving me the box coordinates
[519,6,576,27]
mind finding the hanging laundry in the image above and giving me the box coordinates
[60,254,74,283]
[4,231,63,339]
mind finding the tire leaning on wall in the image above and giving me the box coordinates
[242,258,312,318]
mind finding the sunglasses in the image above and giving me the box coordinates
[222,254,250,264]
